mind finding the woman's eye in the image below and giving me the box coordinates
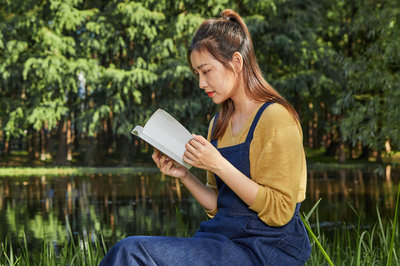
[203,70,211,75]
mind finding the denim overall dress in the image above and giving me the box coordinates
[100,102,311,266]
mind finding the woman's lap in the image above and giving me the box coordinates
[99,235,253,266]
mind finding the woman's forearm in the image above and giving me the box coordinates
[213,157,259,207]
[180,171,218,212]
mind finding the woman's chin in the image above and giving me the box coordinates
[211,96,225,104]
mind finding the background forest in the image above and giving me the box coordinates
[1,0,399,167]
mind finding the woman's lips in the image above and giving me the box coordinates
[206,91,215,97]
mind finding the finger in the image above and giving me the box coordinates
[189,138,204,148]
[185,142,199,155]
[152,148,158,158]
[164,159,174,172]
[153,148,162,159]
[162,158,174,175]
[188,139,206,153]
[183,154,191,165]
[183,146,197,159]
[161,154,174,168]
[183,151,197,165]
[192,134,207,145]
[152,150,161,168]
[159,154,168,168]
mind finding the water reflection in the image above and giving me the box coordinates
[0,171,207,251]
[303,166,399,230]
[0,167,399,250]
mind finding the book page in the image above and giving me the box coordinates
[132,109,193,169]
[133,126,187,167]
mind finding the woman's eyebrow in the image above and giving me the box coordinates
[196,63,208,70]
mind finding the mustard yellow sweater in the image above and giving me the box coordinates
[205,103,307,227]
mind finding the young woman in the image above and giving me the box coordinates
[100,9,311,265]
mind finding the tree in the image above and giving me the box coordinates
[0,0,398,165]
[332,0,400,161]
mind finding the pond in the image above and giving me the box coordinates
[0,166,399,254]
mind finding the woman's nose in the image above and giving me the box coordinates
[199,76,207,90]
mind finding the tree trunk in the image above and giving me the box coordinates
[28,128,34,161]
[308,120,314,148]
[376,149,383,163]
[40,128,46,161]
[107,112,114,154]
[84,136,97,166]
[33,130,39,160]
[3,137,10,156]
[73,124,80,154]
[95,128,106,165]
[47,127,54,161]
[117,135,133,166]
[358,145,370,160]
[325,140,339,157]
[66,118,72,161]
[385,139,391,153]
[324,110,332,149]
[338,143,347,163]
[54,119,68,165]
[95,119,113,164]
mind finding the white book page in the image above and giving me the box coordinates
[131,109,193,169]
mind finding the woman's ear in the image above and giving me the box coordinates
[231,51,243,74]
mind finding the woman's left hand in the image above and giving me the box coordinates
[183,134,225,172]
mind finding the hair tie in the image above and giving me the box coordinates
[223,16,237,23]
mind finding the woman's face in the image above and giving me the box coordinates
[190,49,238,104]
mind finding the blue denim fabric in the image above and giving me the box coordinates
[100,102,311,265]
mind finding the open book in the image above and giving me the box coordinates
[131,109,193,169]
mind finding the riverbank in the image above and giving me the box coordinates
[1,149,399,176]
[0,166,161,176]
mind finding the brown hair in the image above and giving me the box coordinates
[187,9,299,140]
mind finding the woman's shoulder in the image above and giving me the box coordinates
[254,103,303,143]
[259,103,298,128]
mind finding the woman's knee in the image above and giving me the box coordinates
[100,236,155,266]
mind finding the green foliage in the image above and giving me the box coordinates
[0,0,399,163]
[331,0,400,151]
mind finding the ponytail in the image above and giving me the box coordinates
[188,9,300,140]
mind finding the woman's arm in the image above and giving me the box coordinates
[152,148,217,212]
[180,170,218,212]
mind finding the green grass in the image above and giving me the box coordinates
[2,149,399,175]
[303,180,400,266]
[0,166,159,176]
[1,220,107,265]
[301,205,399,265]
[305,147,400,170]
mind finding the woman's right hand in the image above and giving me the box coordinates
[152,148,189,180]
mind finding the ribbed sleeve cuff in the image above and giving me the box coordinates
[249,185,264,213]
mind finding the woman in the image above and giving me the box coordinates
[100,9,311,265]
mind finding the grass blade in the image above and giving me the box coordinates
[356,231,367,266]
[304,198,322,221]
[300,212,334,266]
[387,180,400,266]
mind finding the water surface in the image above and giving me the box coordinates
[0,166,398,250]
